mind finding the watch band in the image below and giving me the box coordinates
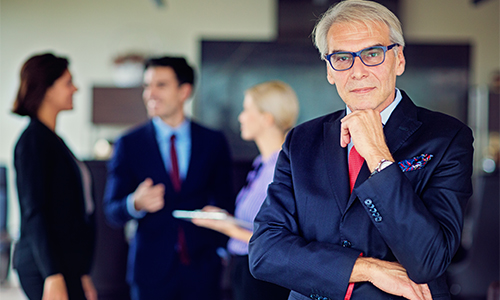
[370,159,393,177]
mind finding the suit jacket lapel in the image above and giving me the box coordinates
[145,121,173,190]
[323,112,350,214]
[383,91,422,154]
[182,121,199,192]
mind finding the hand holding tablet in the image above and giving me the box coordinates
[172,210,228,220]
[173,208,253,230]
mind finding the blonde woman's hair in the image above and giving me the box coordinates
[312,0,405,60]
[245,81,299,132]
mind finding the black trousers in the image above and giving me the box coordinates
[130,255,223,300]
[229,255,290,300]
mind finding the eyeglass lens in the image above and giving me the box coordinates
[330,47,386,70]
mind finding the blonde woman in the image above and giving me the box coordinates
[192,80,299,300]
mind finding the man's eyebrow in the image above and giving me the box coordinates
[330,43,385,54]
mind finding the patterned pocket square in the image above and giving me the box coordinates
[398,154,433,172]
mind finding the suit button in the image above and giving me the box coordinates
[364,199,372,205]
[375,216,383,222]
[369,207,377,213]
[342,240,352,248]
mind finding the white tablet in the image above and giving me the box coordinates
[172,210,253,230]
[172,210,227,220]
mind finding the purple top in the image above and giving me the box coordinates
[227,150,280,255]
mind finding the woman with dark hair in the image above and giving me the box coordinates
[12,53,97,300]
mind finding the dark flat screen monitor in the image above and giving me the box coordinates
[197,40,470,160]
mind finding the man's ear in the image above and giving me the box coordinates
[395,49,406,76]
[326,61,335,85]
[179,83,193,102]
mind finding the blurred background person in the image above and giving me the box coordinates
[103,56,234,300]
[11,53,96,300]
[192,80,299,300]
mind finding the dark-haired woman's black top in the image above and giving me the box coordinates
[13,118,95,283]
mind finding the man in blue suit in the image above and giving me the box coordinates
[248,1,473,300]
[103,57,234,300]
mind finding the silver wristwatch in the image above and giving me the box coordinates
[370,159,393,177]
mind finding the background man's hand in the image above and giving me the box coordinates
[133,178,165,213]
[340,109,393,171]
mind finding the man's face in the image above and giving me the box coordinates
[142,66,190,120]
[325,21,405,112]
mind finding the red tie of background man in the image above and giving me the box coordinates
[170,134,190,265]
[170,134,181,192]
[345,146,365,300]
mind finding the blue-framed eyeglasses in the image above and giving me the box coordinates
[325,43,399,71]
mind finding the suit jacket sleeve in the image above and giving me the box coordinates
[15,131,60,278]
[355,124,474,283]
[103,136,137,227]
[249,128,362,297]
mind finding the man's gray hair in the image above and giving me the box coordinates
[312,0,405,60]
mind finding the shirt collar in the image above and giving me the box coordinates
[345,88,402,126]
[152,116,190,140]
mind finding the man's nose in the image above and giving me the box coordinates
[145,87,157,98]
[350,56,369,78]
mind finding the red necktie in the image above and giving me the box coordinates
[346,146,365,300]
[170,135,190,265]
[348,146,364,192]
[170,134,181,192]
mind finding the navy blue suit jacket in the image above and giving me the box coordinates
[249,92,474,300]
[103,120,234,286]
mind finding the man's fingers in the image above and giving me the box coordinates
[149,201,164,212]
[363,258,433,300]
[410,283,424,300]
[405,282,433,300]
[340,122,351,148]
[139,181,164,198]
[420,284,433,300]
[139,178,153,189]
[134,179,165,212]
[143,196,165,212]
[152,183,165,192]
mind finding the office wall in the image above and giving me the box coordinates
[0,0,499,241]
[402,0,499,87]
[0,0,276,238]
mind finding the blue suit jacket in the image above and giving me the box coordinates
[249,92,473,300]
[103,120,234,286]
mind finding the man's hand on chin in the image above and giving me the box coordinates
[340,109,394,172]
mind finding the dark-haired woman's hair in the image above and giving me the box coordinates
[12,53,69,117]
